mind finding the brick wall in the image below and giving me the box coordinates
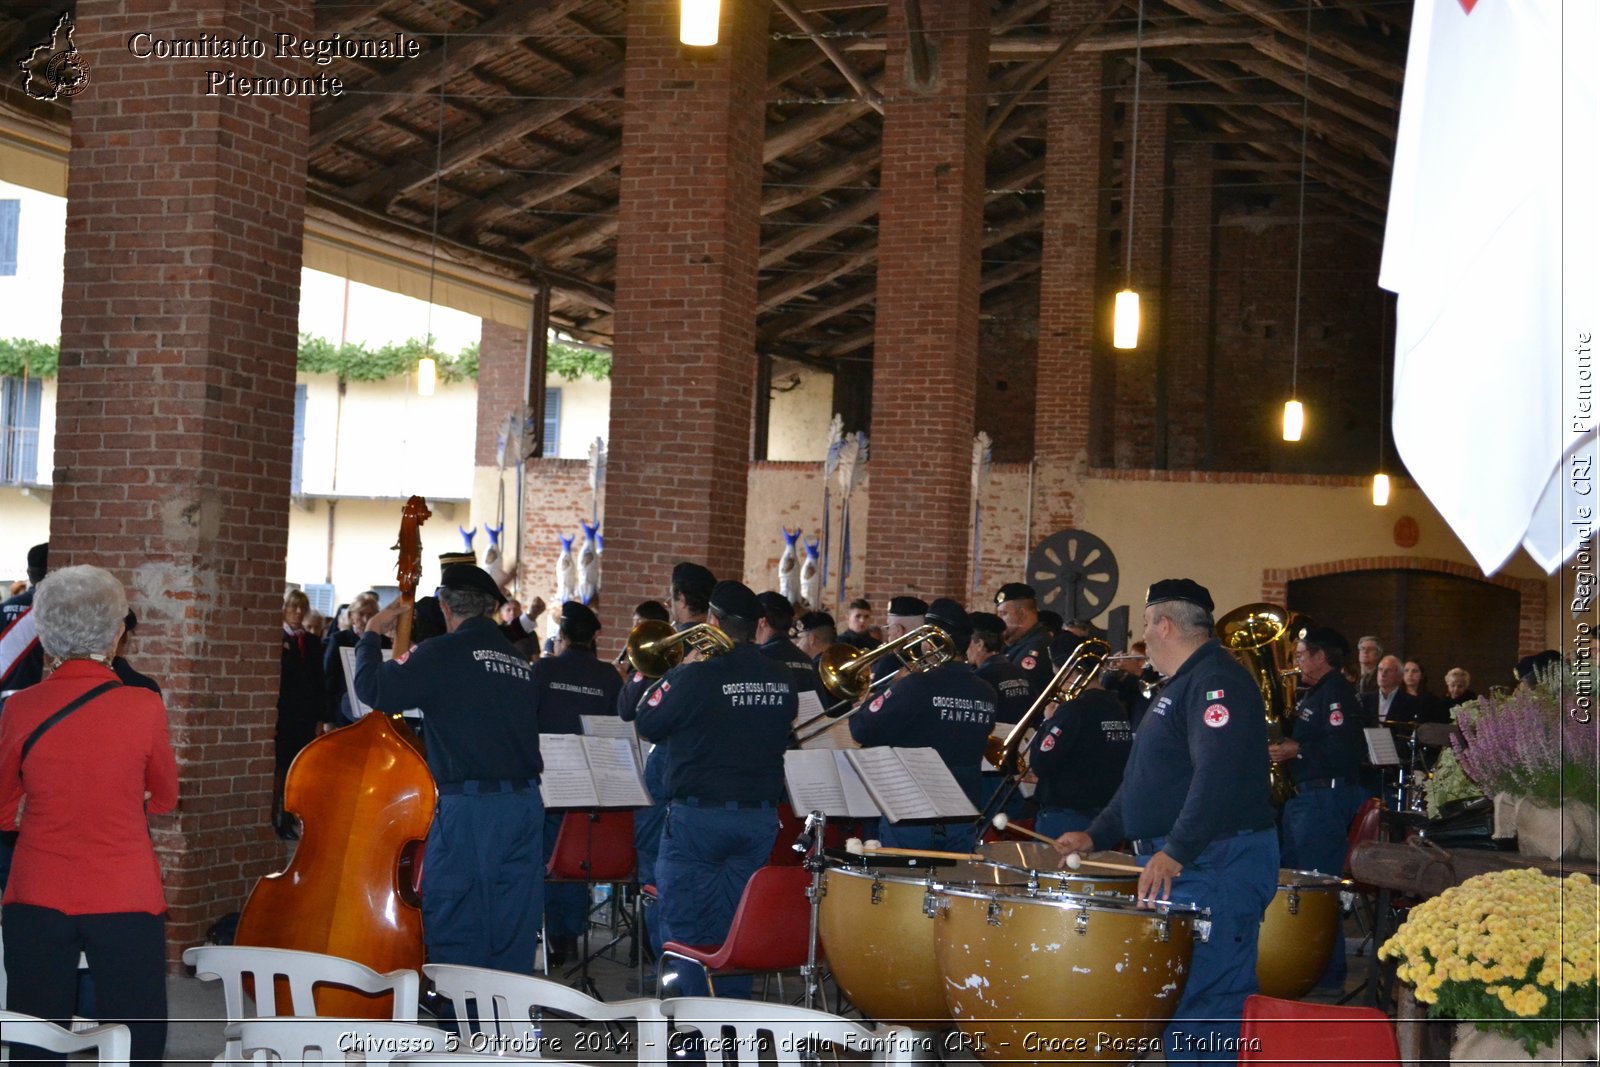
[476,321,527,466]
[604,0,767,639]
[51,0,312,963]
[867,0,988,604]
[976,316,1038,464]
[1163,142,1215,469]
[517,458,602,634]
[1110,71,1169,469]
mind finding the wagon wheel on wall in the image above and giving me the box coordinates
[1025,529,1119,622]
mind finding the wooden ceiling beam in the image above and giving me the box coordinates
[848,25,1271,56]
[762,153,880,217]
[760,192,880,268]
[310,0,584,149]
[1208,0,1405,83]
[772,0,883,112]
[523,211,617,264]
[347,61,624,207]
[985,0,1122,141]
[441,138,621,238]
[315,1,393,32]
[764,99,877,163]
[759,242,878,312]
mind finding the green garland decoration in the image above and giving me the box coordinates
[0,333,612,384]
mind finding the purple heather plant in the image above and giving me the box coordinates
[1452,665,1599,807]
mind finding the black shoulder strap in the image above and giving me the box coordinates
[19,680,121,767]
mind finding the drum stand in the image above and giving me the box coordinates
[797,809,828,1011]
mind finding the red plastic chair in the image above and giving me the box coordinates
[1240,994,1401,1067]
[767,804,856,865]
[657,865,817,997]
[1343,796,1385,882]
[545,811,638,989]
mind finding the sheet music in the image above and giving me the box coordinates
[896,747,978,818]
[585,736,652,808]
[845,747,936,823]
[783,750,879,818]
[981,723,1016,772]
[793,692,860,750]
[582,714,644,764]
[341,646,414,720]
[538,734,600,808]
[1364,727,1403,767]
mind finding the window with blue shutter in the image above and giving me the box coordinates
[291,383,307,494]
[543,387,561,457]
[0,201,19,276]
[0,376,43,483]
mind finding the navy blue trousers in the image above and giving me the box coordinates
[423,791,545,973]
[656,803,777,998]
[1279,783,1365,984]
[1033,807,1096,839]
[1139,829,1279,1067]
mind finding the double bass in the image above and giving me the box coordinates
[235,496,437,1016]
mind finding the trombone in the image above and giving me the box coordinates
[624,619,734,679]
[790,623,957,745]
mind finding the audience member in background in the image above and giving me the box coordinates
[838,598,877,651]
[324,592,387,725]
[1402,660,1449,724]
[6,579,23,597]
[499,598,523,627]
[1355,636,1383,695]
[303,609,327,640]
[111,610,161,694]
[275,589,325,840]
[1443,667,1477,707]
[0,565,178,1066]
[1363,655,1420,726]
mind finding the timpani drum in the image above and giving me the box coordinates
[817,859,987,1025]
[1255,868,1344,999]
[934,884,1205,1062]
[973,842,1141,895]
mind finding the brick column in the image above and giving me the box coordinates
[1032,0,1112,540]
[1164,142,1216,469]
[605,0,767,633]
[475,320,528,467]
[1111,70,1169,469]
[51,0,312,961]
[866,0,988,603]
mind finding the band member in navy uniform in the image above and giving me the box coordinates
[530,600,622,965]
[355,564,545,974]
[635,581,794,999]
[993,582,1053,700]
[851,599,997,851]
[619,561,715,960]
[1029,634,1133,838]
[967,611,1034,725]
[871,595,927,684]
[1055,579,1278,1067]
[793,611,836,663]
[755,591,822,698]
[1271,625,1366,988]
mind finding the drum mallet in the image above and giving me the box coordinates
[990,814,1145,874]
[845,839,983,862]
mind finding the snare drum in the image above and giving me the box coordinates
[933,884,1203,1061]
[817,861,982,1025]
[1255,868,1344,999]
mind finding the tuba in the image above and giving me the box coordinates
[1216,603,1311,806]
[791,624,956,745]
[624,619,734,678]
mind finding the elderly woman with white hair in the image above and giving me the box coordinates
[0,565,177,1063]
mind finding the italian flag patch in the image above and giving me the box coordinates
[1206,689,1225,700]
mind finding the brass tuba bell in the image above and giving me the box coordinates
[1216,603,1311,806]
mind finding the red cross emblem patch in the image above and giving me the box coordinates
[869,691,887,713]
[1040,731,1057,752]
[1021,655,1037,671]
[1203,704,1230,728]
[647,680,671,707]
[1329,709,1344,727]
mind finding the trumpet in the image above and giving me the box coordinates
[624,619,734,679]
[790,623,957,745]
[983,637,1111,777]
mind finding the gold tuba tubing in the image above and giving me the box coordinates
[1216,603,1311,806]
[624,619,735,679]
[983,637,1111,776]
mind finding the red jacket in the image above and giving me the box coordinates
[0,659,178,915]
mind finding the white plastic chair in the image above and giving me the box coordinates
[237,1018,441,1065]
[393,1056,573,1065]
[422,964,667,1060]
[0,1010,131,1067]
[661,997,921,1066]
[183,945,420,1064]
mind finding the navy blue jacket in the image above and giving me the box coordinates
[0,587,41,697]
[353,616,542,786]
[1003,623,1054,701]
[1289,670,1363,783]
[760,635,823,698]
[1029,686,1132,812]
[976,656,1035,726]
[634,643,794,805]
[850,661,998,803]
[1087,639,1274,865]
[531,645,623,736]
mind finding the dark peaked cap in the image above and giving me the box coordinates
[441,563,506,605]
[1145,578,1214,614]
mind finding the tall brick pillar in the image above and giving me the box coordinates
[1164,142,1216,469]
[1111,70,1169,468]
[1033,1,1112,542]
[605,0,767,635]
[866,0,988,604]
[51,1,312,961]
[474,319,528,589]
